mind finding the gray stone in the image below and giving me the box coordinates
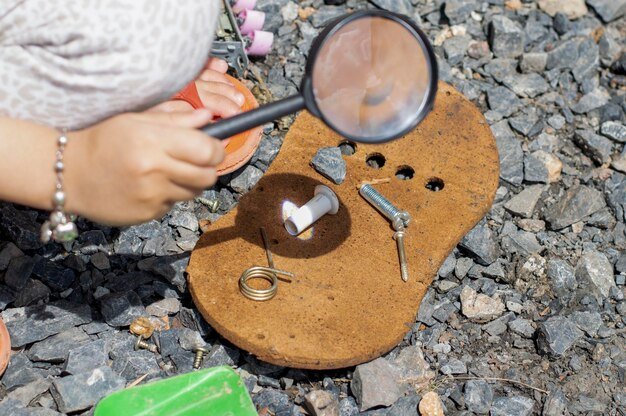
[203,343,240,368]
[509,110,542,137]
[484,59,518,83]
[230,165,263,193]
[600,121,626,143]
[0,203,43,250]
[492,121,523,185]
[546,39,580,71]
[305,390,340,416]
[572,38,600,83]
[0,399,62,416]
[4,256,36,291]
[32,259,76,292]
[13,279,50,308]
[508,318,535,338]
[571,88,610,114]
[90,252,110,270]
[99,291,146,327]
[504,185,545,218]
[351,358,401,411]
[520,53,547,73]
[339,397,359,416]
[0,242,23,271]
[575,251,616,299]
[460,285,505,323]
[569,311,603,337]
[586,0,626,22]
[65,339,109,375]
[542,389,567,416]
[444,0,475,24]
[537,316,583,357]
[503,74,549,98]
[178,328,206,350]
[50,366,125,413]
[487,87,522,117]
[547,115,565,130]
[491,396,534,416]
[438,253,456,278]
[543,186,606,229]
[138,255,189,292]
[111,349,160,381]
[464,380,493,414]
[538,0,588,18]
[253,134,281,168]
[459,222,501,266]
[311,147,346,185]
[444,35,472,65]
[546,259,577,298]
[145,298,180,316]
[573,130,614,165]
[252,389,297,415]
[440,358,467,375]
[168,210,198,232]
[501,231,543,256]
[524,151,562,184]
[1,301,92,347]
[489,16,525,58]
[28,327,90,363]
[6,378,51,406]
[1,353,42,391]
[387,344,435,391]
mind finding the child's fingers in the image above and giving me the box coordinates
[205,57,229,73]
[199,69,233,84]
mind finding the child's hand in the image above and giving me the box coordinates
[64,109,224,226]
[152,58,245,118]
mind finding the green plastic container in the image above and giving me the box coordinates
[94,366,257,416]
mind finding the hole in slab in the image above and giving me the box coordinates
[257,334,265,340]
[271,239,279,245]
[338,141,357,156]
[425,177,445,192]
[366,153,386,169]
[289,334,296,339]
[395,166,415,180]
[327,295,335,301]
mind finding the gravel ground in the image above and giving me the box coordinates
[0,0,625,415]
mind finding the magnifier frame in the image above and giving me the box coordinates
[301,9,439,144]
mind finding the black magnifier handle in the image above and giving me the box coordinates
[202,94,306,140]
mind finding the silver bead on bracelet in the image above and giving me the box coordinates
[40,129,79,243]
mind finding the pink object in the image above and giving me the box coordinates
[238,9,265,35]
[245,30,274,56]
[231,0,256,13]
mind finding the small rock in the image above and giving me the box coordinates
[491,396,534,416]
[537,316,583,357]
[492,121,524,185]
[553,12,570,35]
[571,88,610,114]
[388,344,436,392]
[546,259,577,298]
[467,41,491,59]
[146,298,181,316]
[4,256,35,291]
[0,242,23,270]
[178,328,206,350]
[444,0,475,24]
[280,2,298,23]
[230,165,263,193]
[503,74,549,98]
[28,327,90,363]
[1,353,42,391]
[611,148,626,173]
[520,53,547,73]
[573,130,614,165]
[487,87,522,117]
[464,380,493,414]
[517,219,545,232]
[460,286,505,323]
[2,301,92,347]
[542,389,567,416]
[339,397,359,416]
[311,147,346,185]
[504,185,545,218]
[569,311,603,337]
[543,185,606,230]
[168,210,198,232]
[7,378,51,406]
[575,251,617,299]
[418,391,444,416]
[253,388,297,415]
[441,358,467,375]
[50,366,125,413]
[586,0,626,22]
[525,151,562,183]
[600,121,626,143]
[538,0,587,19]
[13,278,50,308]
[99,291,147,327]
[64,339,109,375]
[489,16,525,58]
[351,358,401,411]
[305,390,340,416]
[508,318,535,338]
[111,349,160,382]
[90,252,110,270]
[203,343,240,368]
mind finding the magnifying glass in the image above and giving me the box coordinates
[203,9,438,144]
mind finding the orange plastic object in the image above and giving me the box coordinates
[216,75,263,176]
[0,318,11,376]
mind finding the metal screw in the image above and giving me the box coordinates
[359,184,411,231]
[393,230,409,282]
[134,335,158,353]
[193,346,209,370]
[195,197,220,213]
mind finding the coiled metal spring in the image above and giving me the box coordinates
[238,228,294,301]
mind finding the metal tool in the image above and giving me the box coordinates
[134,335,159,353]
[359,184,411,282]
[239,228,294,301]
[193,346,209,370]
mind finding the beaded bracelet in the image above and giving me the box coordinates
[40,129,78,243]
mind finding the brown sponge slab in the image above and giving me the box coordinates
[187,82,499,369]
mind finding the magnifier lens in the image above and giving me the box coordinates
[311,16,433,142]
